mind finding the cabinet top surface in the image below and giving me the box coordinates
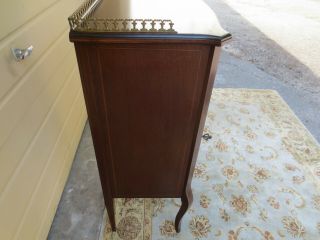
[69,0,231,41]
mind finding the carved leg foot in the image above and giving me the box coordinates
[106,199,116,231]
[175,188,193,233]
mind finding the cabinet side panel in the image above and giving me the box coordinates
[95,43,211,197]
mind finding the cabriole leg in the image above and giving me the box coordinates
[174,187,193,233]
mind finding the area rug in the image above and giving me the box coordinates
[100,88,320,240]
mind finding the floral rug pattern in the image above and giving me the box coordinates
[103,198,153,240]
[101,89,320,240]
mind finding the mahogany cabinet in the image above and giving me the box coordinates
[69,0,230,232]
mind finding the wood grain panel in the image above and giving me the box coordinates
[74,42,211,197]
[98,45,208,197]
[72,34,223,231]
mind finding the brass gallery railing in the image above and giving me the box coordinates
[68,0,177,33]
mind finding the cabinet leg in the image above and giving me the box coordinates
[106,198,116,231]
[174,187,193,233]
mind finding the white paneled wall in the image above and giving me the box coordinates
[0,0,87,239]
